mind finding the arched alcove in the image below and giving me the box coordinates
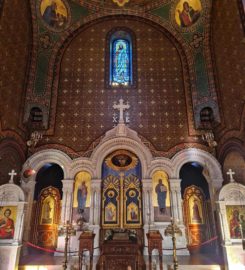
[180,162,210,199]
[34,163,64,200]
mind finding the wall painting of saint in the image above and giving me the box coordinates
[189,196,203,224]
[0,206,17,240]
[152,170,171,222]
[175,0,202,28]
[105,202,117,222]
[72,171,91,223]
[226,205,245,239]
[127,202,139,222]
[40,0,69,31]
[41,196,55,225]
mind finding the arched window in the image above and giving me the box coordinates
[108,30,134,87]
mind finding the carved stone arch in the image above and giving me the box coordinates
[147,158,174,179]
[90,126,153,179]
[70,159,94,179]
[22,149,72,180]
[218,183,245,203]
[0,183,25,202]
[171,148,223,190]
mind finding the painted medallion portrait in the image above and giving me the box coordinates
[40,0,69,31]
[226,205,245,239]
[0,206,17,240]
[175,0,202,28]
[105,150,138,171]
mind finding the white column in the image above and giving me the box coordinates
[56,179,74,256]
[88,179,102,257]
[168,178,189,255]
[169,178,183,223]
[21,179,36,255]
[142,179,153,226]
[61,179,74,224]
[90,179,102,225]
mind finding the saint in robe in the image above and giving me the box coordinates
[0,209,14,239]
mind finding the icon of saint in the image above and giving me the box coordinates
[0,209,15,239]
[77,181,88,214]
[130,207,138,221]
[42,200,52,224]
[105,206,115,221]
[230,209,241,238]
[192,199,202,223]
[178,1,200,27]
[42,1,58,27]
[155,179,167,214]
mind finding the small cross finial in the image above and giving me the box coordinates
[113,99,130,124]
[8,169,17,184]
[226,169,235,182]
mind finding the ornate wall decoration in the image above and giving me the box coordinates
[38,0,71,32]
[113,0,130,7]
[172,0,203,32]
[105,150,138,171]
[102,175,120,228]
[102,150,142,229]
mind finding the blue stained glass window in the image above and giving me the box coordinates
[111,39,131,86]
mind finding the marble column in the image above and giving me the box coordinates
[169,178,183,224]
[90,179,102,226]
[88,178,102,257]
[142,179,153,227]
[56,179,74,256]
[168,178,189,255]
[60,179,74,224]
[21,179,36,255]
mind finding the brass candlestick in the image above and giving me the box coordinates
[165,219,182,270]
[62,220,75,270]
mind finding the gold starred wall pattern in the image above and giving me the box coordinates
[46,18,195,153]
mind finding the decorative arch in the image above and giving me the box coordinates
[21,149,72,181]
[172,148,223,187]
[90,126,153,179]
[147,158,174,179]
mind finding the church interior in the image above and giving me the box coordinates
[0,0,245,269]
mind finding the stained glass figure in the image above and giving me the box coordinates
[112,39,130,85]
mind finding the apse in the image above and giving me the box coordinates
[180,162,210,199]
[34,163,64,200]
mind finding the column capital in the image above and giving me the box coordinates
[91,178,102,190]
[62,179,74,190]
[169,179,181,189]
[142,179,152,189]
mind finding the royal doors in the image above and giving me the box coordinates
[101,150,142,229]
